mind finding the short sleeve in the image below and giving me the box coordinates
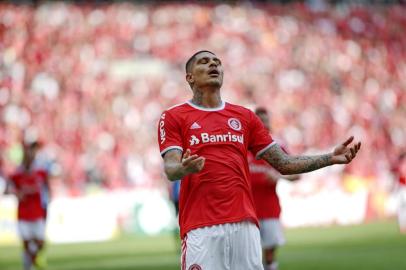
[248,110,275,159]
[6,174,18,192]
[37,170,48,181]
[157,110,183,157]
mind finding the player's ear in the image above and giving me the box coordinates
[186,73,194,84]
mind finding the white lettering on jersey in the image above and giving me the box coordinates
[159,113,166,144]
[193,132,243,145]
[190,135,200,145]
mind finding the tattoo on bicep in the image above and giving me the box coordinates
[261,144,289,170]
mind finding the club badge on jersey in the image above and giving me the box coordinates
[188,264,202,270]
[228,118,242,131]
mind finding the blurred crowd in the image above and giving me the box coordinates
[0,2,405,197]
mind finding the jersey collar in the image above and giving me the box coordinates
[186,100,225,111]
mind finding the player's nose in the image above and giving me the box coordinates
[208,59,218,67]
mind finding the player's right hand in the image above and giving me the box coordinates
[182,149,205,174]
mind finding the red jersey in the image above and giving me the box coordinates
[248,153,281,219]
[399,176,406,186]
[393,163,406,186]
[9,168,48,221]
[158,101,274,238]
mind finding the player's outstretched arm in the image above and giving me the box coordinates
[163,149,205,181]
[261,136,361,175]
[4,180,26,200]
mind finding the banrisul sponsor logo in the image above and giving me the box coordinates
[189,135,200,146]
[190,132,244,146]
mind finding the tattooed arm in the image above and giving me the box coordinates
[164,149,205,181]
[261,136,361,175]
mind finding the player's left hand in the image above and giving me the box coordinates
[181,149,205,175]
[331,136,361,164]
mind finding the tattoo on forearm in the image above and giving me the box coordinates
[164,162,185,181]
[163,150,184,181]
[261,144,332,174]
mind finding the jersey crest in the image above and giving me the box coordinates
[228,118,242,131]
[189,264,202,270]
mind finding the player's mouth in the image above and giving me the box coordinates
[208,69,220,77]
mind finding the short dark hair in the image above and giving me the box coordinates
[255,107,268,116]
[23,140,41,149]
[185,50,216,73]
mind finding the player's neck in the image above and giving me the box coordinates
[22,161,33,172]
[191,88,222,108]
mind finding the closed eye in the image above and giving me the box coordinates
[197,57,221,65]
[213,58,221,65]
[198,57,209,64]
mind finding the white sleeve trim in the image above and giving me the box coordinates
[160,146,183,157]
[255,141,277,159]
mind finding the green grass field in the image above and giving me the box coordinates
[0,220,405,270]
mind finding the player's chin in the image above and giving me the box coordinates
[205,78,222,87]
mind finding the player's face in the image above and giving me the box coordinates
[23,145,38,165]
[188,52,223,89]
[257,112,271,131]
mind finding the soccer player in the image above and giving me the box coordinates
[157,50,361,270]
[5,141,49,270]
[169,179,182,251]
[249,107,300,270]
[393,153,406,233]
[170,180,181,218]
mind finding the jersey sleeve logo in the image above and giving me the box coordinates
[159,113,166,144]
[228,118,242,131]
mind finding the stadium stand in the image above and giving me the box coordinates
[0,2,404,199]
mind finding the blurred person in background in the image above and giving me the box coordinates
[249,107,300,270]
[393,152,406,233]
[169,179,181,252]
[4,141,50,270]
[158,50,361,270]
[0,154,6,194]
